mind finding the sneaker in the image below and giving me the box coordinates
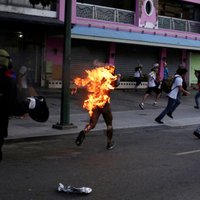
[153,101,157,106]
[107,141,115,150]
[193,131,200,139]
[194,106,199,109]
[155,118,164,124]
[75,131,85,146]
[139,103,144,110]
[167,113,173,119]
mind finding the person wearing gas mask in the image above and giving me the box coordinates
[0,49,49,161]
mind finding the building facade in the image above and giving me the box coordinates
[0,0,200,87]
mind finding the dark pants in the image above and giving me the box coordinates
[0,115,9,156]
[195,91,200,107]
[156,97,180,121]
[0,137,4,153]
[0,102,27,155]
[134,77,141,87]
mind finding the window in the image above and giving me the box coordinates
[145,0,153,16]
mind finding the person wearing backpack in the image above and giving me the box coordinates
[155,67,190,124]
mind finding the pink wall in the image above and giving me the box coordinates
[45,37,63,65]
[139,0,158,29]
[56,0,200,41]
[58,0,64,22]
[134,0,140,26]
[58,0,76,24]
[159,48,167,79]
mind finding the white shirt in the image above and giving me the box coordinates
[134,70,142,78]
[148,71,156,87]
[168,75,182,99]
[19,66,28,89]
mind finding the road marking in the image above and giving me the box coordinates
[176,149,200,156]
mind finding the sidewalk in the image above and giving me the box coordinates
[7,88,200,141]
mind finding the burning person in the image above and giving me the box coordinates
[73,65,121,150]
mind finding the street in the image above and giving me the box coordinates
[1,125,200,200]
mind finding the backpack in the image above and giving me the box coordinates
[162,76,177,93]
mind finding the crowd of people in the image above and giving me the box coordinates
[72,60,200,149]
[1,49,200,161]
[136,62,200,138]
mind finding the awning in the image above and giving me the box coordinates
[72,25,200,51]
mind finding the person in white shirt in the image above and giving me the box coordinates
[139,63,162,109]
[155,67,190,124]
[17,65,29,101]
[134,64,142,91]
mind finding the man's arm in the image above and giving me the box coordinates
[178,85,190,95]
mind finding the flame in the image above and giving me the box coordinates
[74,65,117,116]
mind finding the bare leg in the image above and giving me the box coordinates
[76,108,100,146]
[141,93,149,104]
[155,92,161,102]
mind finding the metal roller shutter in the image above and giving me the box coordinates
[114,43,159,77]
[71,39,107,78]
[167,48,182,76]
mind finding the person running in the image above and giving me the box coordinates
[193,70,200,138]
[163,62,169,81]
[194,70,200,109]
[161,62,169,90]
[139,63,162,109]
[74,65,121,150]
[155,67,190,124]
[134,64,143,91]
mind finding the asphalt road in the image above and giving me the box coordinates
[1,125,200,200]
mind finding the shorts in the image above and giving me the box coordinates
[145,87,161,95]
[134,77,141,86]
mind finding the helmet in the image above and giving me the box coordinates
[0,49,11,69]
[28,96,49,122]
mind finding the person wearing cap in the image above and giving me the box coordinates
[155,66,190,124]
[0,49,49,161]
[139,63,162,109]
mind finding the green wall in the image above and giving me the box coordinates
[190,52,200,84]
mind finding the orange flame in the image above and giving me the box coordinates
[74,65,117,116]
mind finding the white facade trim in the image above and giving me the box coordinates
[0,5,56,18]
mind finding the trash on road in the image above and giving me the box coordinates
[57,183,92,194]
